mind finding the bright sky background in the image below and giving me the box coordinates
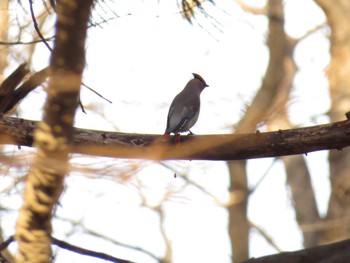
[1,0,333,262]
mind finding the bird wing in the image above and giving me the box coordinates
[165,105,197,134]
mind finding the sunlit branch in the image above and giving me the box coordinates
[0,37,55,46]
[1,116,350,161]
[250,222,283,253]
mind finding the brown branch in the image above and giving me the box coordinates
[242,238,350,263]
[15,0,94,262]
[0,63,29,113]
[0,67,50,114]
[1,116,350,160]
[76,224,162,262]
[0,37,55,46]
[250,222,282,253]
[235,0,266,15]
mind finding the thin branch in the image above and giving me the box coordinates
[249,158,278,194]
[55,216,162,262]
[289,23,327,48]
[0,37,55,46]
[294,23,327,42]
[235,0,266,15]
[28,0,53,52]
[0,235,136,263]
[250,222,283,253]
[52,237,136,263]
[0,236,14,251]
[82,82,112,104]
[80,227,161,262]
[27,0,112,107]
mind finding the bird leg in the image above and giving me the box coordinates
[175,134,181,144]
[188,130,195,135]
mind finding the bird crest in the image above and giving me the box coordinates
[192,73,209,87]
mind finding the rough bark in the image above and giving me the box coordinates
[14,0,93,262]
[1,116,350,161]
[314,0,350,244]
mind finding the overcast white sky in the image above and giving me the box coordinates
[1,0,333,262]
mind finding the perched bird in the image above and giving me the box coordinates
[164,73,209,137]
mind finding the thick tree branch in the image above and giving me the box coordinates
[1,116,350,161]
[242,238,350,263]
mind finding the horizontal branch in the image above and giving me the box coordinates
[1,116,350,160]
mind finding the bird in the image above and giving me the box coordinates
[164,73,209,138]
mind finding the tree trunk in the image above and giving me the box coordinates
[14,1,93,262]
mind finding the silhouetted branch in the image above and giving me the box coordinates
[0,236,14,251]
[28,0,53,52]
[52,237,136,263]
[0,235,136,263]
[242,238,350,263]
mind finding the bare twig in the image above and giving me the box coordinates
[235,0,266,15]
[0,37,55,46]
[0,235,136,263]
[249,158,278,194]
[28,0,53,52]
[52,237,136,263]
[82,82,112,104]
[27,1,112,108]
[250,222,283,252]
[55,216,162,262]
